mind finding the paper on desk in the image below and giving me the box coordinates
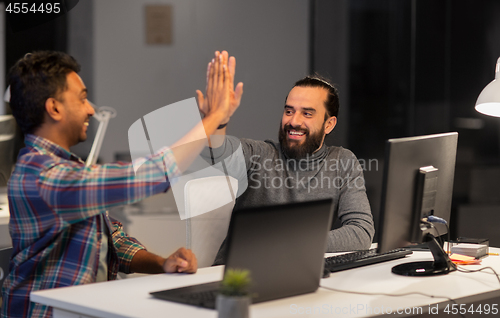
[449,253,482,265]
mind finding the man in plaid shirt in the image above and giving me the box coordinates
[1,51,238,317]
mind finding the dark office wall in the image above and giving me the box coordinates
[313,0,500,241]
[310,0,350,148]
[346,0,500,164]
[4,7,68,161]
[5,8,67,91]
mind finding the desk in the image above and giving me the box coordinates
[31,249,500,318]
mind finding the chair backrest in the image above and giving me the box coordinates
[0,115,16,187]
[0,134,15,187]
[0,116,15,136]
[0,247,12,291]
[184,176,238,268]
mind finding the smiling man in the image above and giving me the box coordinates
[278,83,337,160]
[1,50,235,318]
[197,53,374,265]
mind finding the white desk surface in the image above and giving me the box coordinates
[31,248,500,318]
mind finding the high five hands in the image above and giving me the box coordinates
[196,51,244,125]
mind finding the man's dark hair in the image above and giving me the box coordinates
[8,51,80,134]
[291,75,339,119]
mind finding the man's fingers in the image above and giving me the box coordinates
[163,247,197,273]
[213,51,220,89]
[207,59,214,97]
[235,82,244,105]
[176,247,197,273]
[217,53,224,89]
[228,56,236,79]
[196,89,204,103]
[164,256,188,273]
[205,62,211,89]
[196,90,206,113]
[224,63,231,89]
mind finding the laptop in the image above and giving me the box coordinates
[150,198,334,309]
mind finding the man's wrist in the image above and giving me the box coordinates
[204,111,225,123]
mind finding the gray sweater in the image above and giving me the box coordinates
[205,136,375,265]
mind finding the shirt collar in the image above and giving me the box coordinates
[24,134,84,163]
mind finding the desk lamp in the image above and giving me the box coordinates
[475,57,500,117]
[85,103,117,166]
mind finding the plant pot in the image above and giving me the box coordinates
[216,294,251,318]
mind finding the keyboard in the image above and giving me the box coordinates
[180,289,218,308]
[150,281,220,309]
[324,248,412,272]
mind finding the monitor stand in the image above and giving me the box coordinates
[392,233,456,276]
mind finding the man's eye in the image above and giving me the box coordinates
[304,112,312,117]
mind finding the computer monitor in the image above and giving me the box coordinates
[377,132,458,276]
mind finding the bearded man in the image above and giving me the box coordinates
[196,52,374,265]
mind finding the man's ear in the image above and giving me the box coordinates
[324,116,337,135]
[44,97,63,122]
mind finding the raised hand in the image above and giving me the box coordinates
[196,51,244,123]
[205,51,231,123]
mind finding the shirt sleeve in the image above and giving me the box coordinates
[199,136,255,197]
[109,220,146,274]
[326,149,375,252]
[37,147,181,224]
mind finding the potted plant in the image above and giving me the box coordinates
[216,268,252,318]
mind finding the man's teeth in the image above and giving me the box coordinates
[289,131,304,136]
[84,122,89,126]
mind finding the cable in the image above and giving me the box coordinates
[424,217,500,283]
[427,215,447,224]
[456,266,500,285]
[421,219,444,247]
[424,216,451,254]
[425,218,500,288]
[426,216,500,283]
[320,285,466,318]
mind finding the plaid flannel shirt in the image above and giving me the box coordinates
[1,134,180,318]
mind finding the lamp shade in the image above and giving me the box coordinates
[475,57,500,117]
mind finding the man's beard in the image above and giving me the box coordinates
[278,122,325,159]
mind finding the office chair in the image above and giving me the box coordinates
[0,116,16,187]
[0,133,15,187]
[0,134,15,188]
[0,116,15,136]
[184,176,238,268]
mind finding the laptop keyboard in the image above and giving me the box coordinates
[324,248,412,272]
[181,290,218,308]
[150,281,221,309]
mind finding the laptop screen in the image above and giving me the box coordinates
[223,198,334,303]
[150,198,334,308]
